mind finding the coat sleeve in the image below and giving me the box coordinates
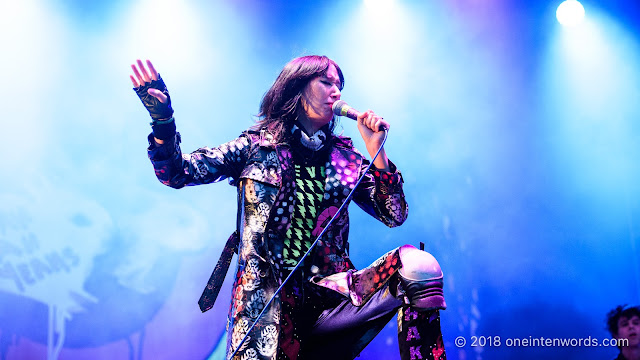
[351,158,409,228]
[147,132,252,189]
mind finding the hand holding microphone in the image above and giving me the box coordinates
[332,100,391,171]
[332,100,389,132]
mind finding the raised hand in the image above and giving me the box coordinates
[130,59,173,120]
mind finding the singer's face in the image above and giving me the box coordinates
[300,63,341,130]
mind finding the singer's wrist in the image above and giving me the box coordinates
[373,162,391,172]
[151,116,176,140]
[372,149,390,172]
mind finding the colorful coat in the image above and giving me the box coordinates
[147,129,409,359]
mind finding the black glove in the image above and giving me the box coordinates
[134,74,174,121]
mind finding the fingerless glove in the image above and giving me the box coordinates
[134,74,176,140]
[134,74,174,121]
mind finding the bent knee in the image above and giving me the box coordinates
[399,244,443,281]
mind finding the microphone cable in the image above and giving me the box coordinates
[228,128,389,359]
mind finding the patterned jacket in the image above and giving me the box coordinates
[147,129,408,360]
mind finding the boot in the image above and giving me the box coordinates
[398,245,446,311]
[398,271,446,310]
[397,306,446,360]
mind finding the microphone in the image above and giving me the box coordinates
[332,100,387,131]
[332,100,360,120]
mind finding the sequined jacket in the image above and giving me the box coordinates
[147,129,408,360]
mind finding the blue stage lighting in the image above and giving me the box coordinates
[363,0,393,11]
[556,0,585,26]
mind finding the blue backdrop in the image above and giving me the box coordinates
[0,0,638,359]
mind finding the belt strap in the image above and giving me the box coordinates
[198,231,239,312]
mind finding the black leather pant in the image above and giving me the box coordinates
[279,273,446,360]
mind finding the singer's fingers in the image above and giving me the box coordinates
[146,60,159,81]
[130,75,140,88]
[381,118,390,130]
[356,110,369,123]
[361,110,372,125]
[365,110,377,130]
[137,59,151,83]
[148,88,168,103]
[370,116,381,131]
[131,63,146,86]
[372,117,381,132]
[374,118,390,132]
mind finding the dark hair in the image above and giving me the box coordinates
[606,304,640,337]
[253,55,344,142]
